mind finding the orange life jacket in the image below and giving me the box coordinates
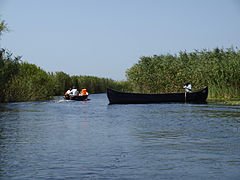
[81,89,87,95]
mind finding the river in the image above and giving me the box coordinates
[0,94,240,179]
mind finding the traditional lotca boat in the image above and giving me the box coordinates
[107,87,208,104]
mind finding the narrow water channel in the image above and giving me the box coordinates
[0,94,239,179]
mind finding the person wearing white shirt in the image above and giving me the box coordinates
[70,88,79,96]
[183,83,192,92]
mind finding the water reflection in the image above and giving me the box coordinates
[194,104,240,118]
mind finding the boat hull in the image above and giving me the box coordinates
[107,87,208,104]
[64,95,88,101]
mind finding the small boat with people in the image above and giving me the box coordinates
[64,94,88,101]
[64,87,89,101]
[107,86,208,104]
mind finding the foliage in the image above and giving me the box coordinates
[52,75,123,95]
[0,19,9,38]
[0,18,125,102]
[126,48,240,98]
[0,48,125,102]
[51,71,72,95]
[0,49,20,101]
[2,17,239,101]
[4,62,54,102]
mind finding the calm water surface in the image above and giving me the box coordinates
[0,94,240,179]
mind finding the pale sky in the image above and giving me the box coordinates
[1,0,240,80]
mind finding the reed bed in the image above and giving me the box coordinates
[126,48,240,99]
[0,49,120,102]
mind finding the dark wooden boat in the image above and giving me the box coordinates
[64,95,88,101]
[107,87,208,104]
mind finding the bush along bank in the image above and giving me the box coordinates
[0,49,124,102]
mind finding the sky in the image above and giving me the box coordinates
[0,0,240,80]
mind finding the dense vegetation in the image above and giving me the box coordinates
[0,52,123,102]
[51,72,125,96]
[0,49,20,101]
[126,48,240,98]
[4,61,54,102]
[0,18,126,102]
[0,50,122,102]
[1,18,239,102]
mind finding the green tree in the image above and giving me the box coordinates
[5,62,54,102]
[0,49,20,101]
[0,19,9,47]
[52,71,72,95]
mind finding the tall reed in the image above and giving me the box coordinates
[126,48,240,98]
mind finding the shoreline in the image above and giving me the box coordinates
[208,99,240,106]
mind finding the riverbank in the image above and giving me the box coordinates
[222,100,240,105]
[208,99,240,106]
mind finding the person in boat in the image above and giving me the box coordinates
[183,83,192,92]
[80,88,88,96]
[64,88,71,98]
[70,87,79,96]
[65,88,71,95]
